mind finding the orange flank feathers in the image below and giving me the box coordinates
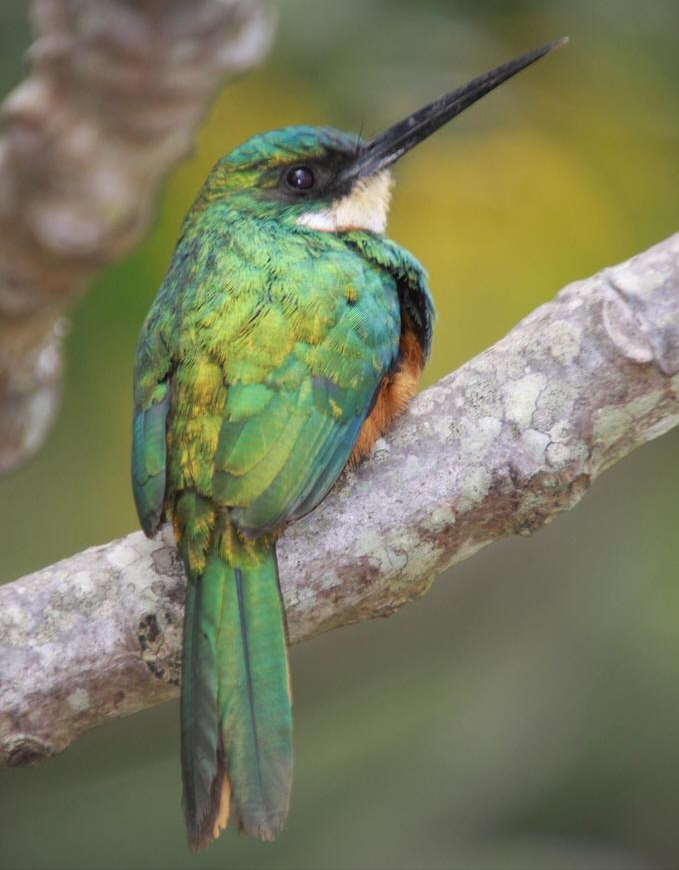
[349,321,424,465]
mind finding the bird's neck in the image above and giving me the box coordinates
[295,171,393,235]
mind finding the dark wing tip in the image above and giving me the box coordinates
[140,504,165,539]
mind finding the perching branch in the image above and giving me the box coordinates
[1,231,679,768]
[0,0,273,474]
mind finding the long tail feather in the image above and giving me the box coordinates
[180,539,292,850]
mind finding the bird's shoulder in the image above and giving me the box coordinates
[340,230,436,358]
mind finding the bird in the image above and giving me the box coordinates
[131,38,566,851]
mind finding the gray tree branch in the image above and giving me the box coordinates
[0,0,273,473]
[1,231,679,768]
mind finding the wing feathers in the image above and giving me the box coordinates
[131,382,170,536]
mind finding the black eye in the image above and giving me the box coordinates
[285,166,315,191]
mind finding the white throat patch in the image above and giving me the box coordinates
[296,171,393,235]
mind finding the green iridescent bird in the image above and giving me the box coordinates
[131,40,564,851]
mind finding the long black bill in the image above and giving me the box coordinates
[341,37,568,183]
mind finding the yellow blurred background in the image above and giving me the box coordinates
[1,2,679,868]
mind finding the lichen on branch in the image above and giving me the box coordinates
[1,231,678,768]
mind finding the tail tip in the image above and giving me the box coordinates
[239,810,287,843]
[184,769,231,852]
[185,805,287,850]
[186,825,214,854]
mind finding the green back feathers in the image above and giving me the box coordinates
[139,216,406,532]
[131,123,434,849]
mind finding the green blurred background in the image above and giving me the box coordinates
[2,2,679,868]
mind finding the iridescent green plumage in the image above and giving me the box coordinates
[131,40,561,852]
[133,127,432,849]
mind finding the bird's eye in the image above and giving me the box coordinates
[285,166,315,191]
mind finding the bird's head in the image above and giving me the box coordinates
[201,39,567,234]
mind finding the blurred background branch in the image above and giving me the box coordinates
[2,230,677,770]
[0,0,273,474]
